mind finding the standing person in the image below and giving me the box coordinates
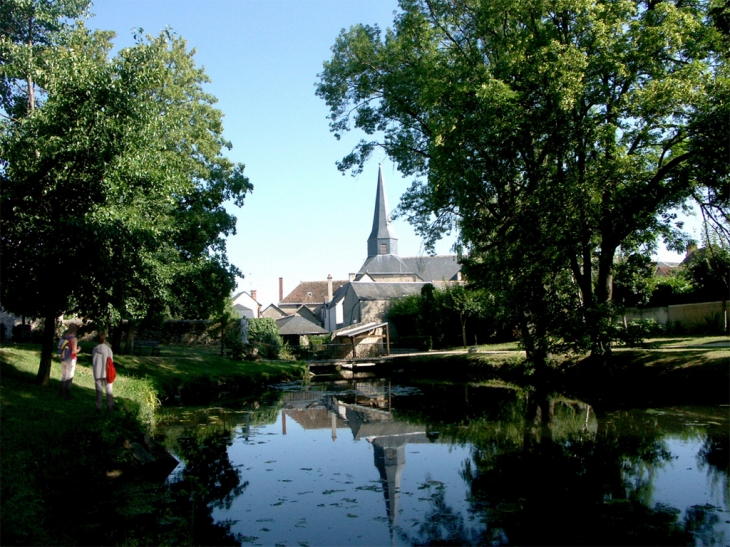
[58,323,79,399]
[92,332,115,413]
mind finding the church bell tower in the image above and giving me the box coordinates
[367,164,399,258]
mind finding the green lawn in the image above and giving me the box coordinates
[1,342,308,411]
[0,342,309,545]
[643,335,729,348]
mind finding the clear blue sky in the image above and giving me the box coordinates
[88,0,697,307]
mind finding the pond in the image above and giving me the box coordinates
[157,372,729,546]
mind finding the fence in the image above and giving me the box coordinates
[292,338,431,361]
[294,342,384,361]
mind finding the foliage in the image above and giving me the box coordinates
[615,319,665,347]
[613,252,657,308]
[247,318,284,359]
[646,273,695,306]
[388,284,500,349]
[0,0,91,117]
[683,246,730,301]
[397,335,433,351]
[386,294,422,337]
[1,8,251,383]
[317,0,727,365]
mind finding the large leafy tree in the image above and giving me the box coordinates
[317,0,727,365]
[1,17,251,384]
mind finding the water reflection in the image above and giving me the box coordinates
[165,427,248,545]
[157,379,729,546]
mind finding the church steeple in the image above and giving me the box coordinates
[367,164,398,258]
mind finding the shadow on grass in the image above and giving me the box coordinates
[1,361,244,545]
[561,349,730,409]
[0,362,158,545]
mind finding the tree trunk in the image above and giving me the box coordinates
[590,240,618,357]
[595,241,616,305]
[521,315,550,373]
[461,314,467,348]
[125,322,137,355]
[36,312,56,386]
[220,316,226,357]
[111,321,124,354]
[523,393,552,449]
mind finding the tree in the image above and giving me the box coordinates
[1,21,251,384]
[0,0,90,118]
[441,284,484,347]
[317,0,726,366]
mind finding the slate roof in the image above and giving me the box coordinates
[233,304,256,318]
[261,304,288,319]
[358,254,417,277]
[357,254,461,282]
[280,280,349,305]
[401,255,461,282]
[295,305,322,326]
[275,314,329,335]
[349,282,430,301]
[284,408,348,431]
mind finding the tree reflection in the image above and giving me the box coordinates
[684,503,725,546]
[167,428,248,545]
[398,479,481,546]
[698,428,729,506]
[400,389,707,546]
[459,396,730,545]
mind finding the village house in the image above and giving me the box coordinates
[232,290,262,319]
[277,164,463,334]
[277,276,348,326]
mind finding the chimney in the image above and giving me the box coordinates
[327,274,333,303]
[251,290,257,302]
[279,277,284,303]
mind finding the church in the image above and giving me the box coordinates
[278,165,462,334]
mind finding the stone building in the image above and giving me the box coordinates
[321,164,462,333]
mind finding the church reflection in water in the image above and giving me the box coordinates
[280,381,432,529]
[278,379,605,532]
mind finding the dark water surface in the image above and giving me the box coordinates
[158,375,729,546]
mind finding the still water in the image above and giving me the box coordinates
[159,375,729,546]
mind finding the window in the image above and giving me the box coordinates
[380,243,387,254]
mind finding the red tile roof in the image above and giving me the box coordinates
[280,280,348,305]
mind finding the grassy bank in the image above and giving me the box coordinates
[0,343,307,545]
[399,335,729,408]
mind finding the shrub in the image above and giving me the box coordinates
[616,319,664,347]
[247,318,283,359]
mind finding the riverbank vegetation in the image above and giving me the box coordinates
[0,342,306,545]
[401,335,729,408]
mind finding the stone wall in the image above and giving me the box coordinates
[624,301,726,332]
